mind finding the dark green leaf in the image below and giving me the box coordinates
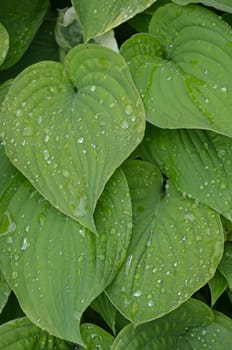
[0,23,9,66]
[208,270,228,306]
[0,271,10,314]
[219,242,232,289]
[80,323,114,349]
[0,44,145,232]
[107,160,223,324]
[172,0,232,13]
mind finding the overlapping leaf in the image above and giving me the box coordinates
[219,242,232,289]
[0,145,132,345]
[172,0,232,13]
[208,270,227,306]
[0,0,49,70]
[0,271,10,314]
[138,124,232,222]
[0,317,71,349]
[80,323,114,349]
[107,160,223,325]
[71,0,157,41]
[0,23,9,67]
[0,44,145,232]
[111,299,232,349]
[121,3,232,137]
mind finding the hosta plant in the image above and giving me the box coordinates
[1,0,232,349]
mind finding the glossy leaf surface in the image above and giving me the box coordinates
[80,323,114,349]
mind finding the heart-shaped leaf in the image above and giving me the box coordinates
[172,0,232,13]
[0,146,132,344]
[138,124,232,222]
[111,298,232,349]
[106,160,223,325]
[80,323,114,349]
[0,317,71,349]
[120,3,232,137]
[71,0,157,41]
[0,0,49,70]
[0,43,145,232]
[0,23,9,67]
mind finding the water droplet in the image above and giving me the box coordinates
[133,290,142,297]
[16,109,22,117]
[21,237,30,251]
[43,149,50,161]
[22,126,34,136]
[90,85,96,92]
[12,271,18,280]
[62,169,70,178]
[0,211,16,235]
[77,137,84,144]
[147,299,153,307]
[121,120,129,129]
[125,105,133,115]
[44,135,49,143]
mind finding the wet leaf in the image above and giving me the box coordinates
[208,270,228,306]
[172,0,232,13]
[0,317,71,349]
[0,146,132,345]
[219,242,232,289]
[0,270,10,314]
[111,298,232,349]
[71,0,157,41]
[0,23,9,67]
[0,43,145,232]
[138,124,232,222]
[121,3,232,137]
[106,160,223,324]
[0,0,49,70]
[80,323,114,349]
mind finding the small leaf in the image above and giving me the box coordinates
[0,270,10,314]
[111,298,232,349]
[71,0,158,41]
[208,270,228,306]
[80,323,114,349]
[172,0,232,13]
[121,4,232,137]
[107,160,223,325]
[0,23,9,66]
[219,242,232,289]
[1,43,145,232]
[0,147,132,344]
[0,317,71,349]
[0,0,49,70]
[138,124,232,223]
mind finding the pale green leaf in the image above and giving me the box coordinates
[0,43,145,232]
[0,317,71,349]
[138,124,232,222]
[172,0,232,13]
[71,0,158,41]
[111,298,232,349]
[0,270,10,314]
[0,23,9,67]
[0,147,132,344]
[107,160,223,325]
[219,242,232,289]
[80,323,114,349]
[208,270,228,306]
[121,3,232,137]
[0,0,49,70]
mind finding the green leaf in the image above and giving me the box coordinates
[0,158,132,345]
[80,323,114,349]
[0,43,145,232]
[219,242,232,289]
[172,0,232,13]
[0,270,10,314]
[91,293,118,334]
[0,80,12,110]
[138,124,232,222]
[0,23,9,67]
[0,292,25,325]
[0,11,59,83]
[0,317,71,349]
[0,0,49,70]
[111,298,232,349]
[121,4,232,137]
[71,0,158,41]
[208,270,228,306]
[106,160,223,325]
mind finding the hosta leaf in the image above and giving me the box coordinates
[219,242,232,289]
[0,317,71,349]
[0,0,49,70]
[91,293,118,334]
[0,270,10,314]
[138,124,232,222]
[172,0,232,13]
[0,292,25,325]
[71,0,157,41]
[0,23,9,67]
[0,11,59,83]
[80,323,114,349]
[0,151,132,345]
[208,270,227,306]
[121,3,232,137]
[0,44,145,232]
[107,160,223,325]
[111,299,232,349]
